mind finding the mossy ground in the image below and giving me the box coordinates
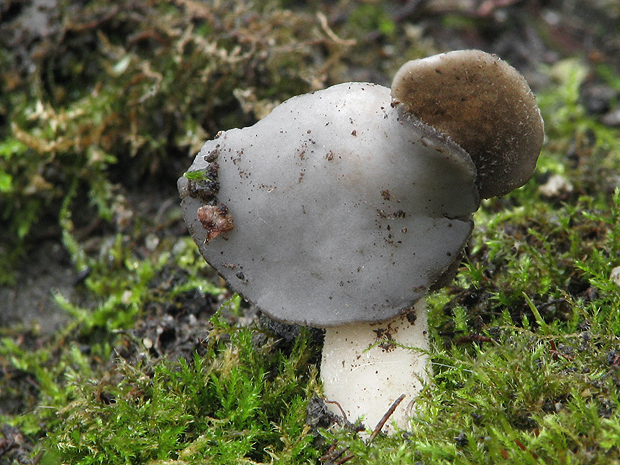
[2,1,620,464]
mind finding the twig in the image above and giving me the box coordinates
[335,452,355,464]
[368,394,406,443]
[320,445,354,464]
[316,12,356,46]
[323,399,349,424]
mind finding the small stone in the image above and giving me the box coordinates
[611,266,620,287]
[601,109,620,127]
[539,173,573,198]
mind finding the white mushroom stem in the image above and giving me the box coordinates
[320,299,430,434]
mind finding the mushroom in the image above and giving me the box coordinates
[178,50,544,433]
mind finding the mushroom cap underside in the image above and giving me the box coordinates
[179,82,479,326]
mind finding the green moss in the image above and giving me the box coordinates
[348,4,396,38]
[183,170,212,182]
[41,314,320,464]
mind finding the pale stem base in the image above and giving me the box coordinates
[320,299,430,434]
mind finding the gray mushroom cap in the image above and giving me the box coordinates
[178,82,479,326]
